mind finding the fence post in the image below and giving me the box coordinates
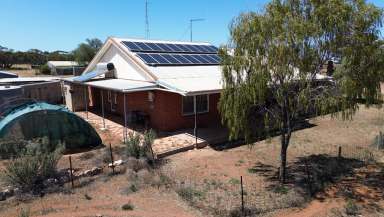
[241,176,244,215]
[69,156,74,189]
[338,146,342,159]
[109,143,115,174]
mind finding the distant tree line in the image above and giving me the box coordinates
[0,38,103,69]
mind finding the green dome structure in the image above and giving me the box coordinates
[0,102,101,150]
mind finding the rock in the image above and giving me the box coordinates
[0,192,6,201]
[13,188,22,195]
[59,175,70,183]
[2,188,14,197]
[108,159,124,167]
[84,167,102,176]
[43,178,59,187]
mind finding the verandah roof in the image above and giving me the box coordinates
[84,79,158,93]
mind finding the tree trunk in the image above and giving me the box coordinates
[279,140,288,183]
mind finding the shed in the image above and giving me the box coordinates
[0,102,101,150]
[47,61,85,76]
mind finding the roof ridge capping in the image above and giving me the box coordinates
[112,37,215,46]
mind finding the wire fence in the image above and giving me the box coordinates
[64,143,382,217]
[156,144,381,216]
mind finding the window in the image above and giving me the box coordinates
[182,94,209,115]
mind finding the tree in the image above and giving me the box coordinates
[219,0,383,183]
[86,38,103,51]
[73,38,103,64]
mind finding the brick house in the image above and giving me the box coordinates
[63,37,223,134]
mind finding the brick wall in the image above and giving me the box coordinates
[89,87,221,132]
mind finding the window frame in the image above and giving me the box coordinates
[182,94,209,116]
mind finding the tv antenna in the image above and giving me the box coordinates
[145,0,150,39]
[190,18,205,42]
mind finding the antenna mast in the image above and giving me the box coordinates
[145,0,150,39]
[190,18,205,42]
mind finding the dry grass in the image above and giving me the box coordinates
[0,106,383,217]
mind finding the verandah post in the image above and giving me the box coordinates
[194,95,197,149]
[84,86,88,120]
[123,92,127,143]
[101,89,106,130]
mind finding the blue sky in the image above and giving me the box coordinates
[0,0,383,52]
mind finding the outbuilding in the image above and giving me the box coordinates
[47,61,85,75]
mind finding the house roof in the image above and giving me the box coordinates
[77,37,223,96]
[47,61,79,68]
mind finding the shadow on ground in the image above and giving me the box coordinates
[247,154,384,211]
[210,120,316,151]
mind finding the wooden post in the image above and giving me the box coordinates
[240,176,244,215]
[338,146,342,159]
[123,93,127,143]
[109,143,115,174]
[101,90,106,130]
[69,156,74,189]
[84,86,88,120]
[193,95,197,149]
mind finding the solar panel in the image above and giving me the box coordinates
[121,41,219,54]
[122,40,221,66]
[136,53,221,66]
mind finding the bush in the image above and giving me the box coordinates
[0,139,29,159]
[345,199,359,216]
[121,202,134,210]
[2,143,63,192]
[39,64,51,75]
[18,208,30,217]
[176,187,205,203]
[125,130,156,159]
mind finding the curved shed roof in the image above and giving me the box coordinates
[0,102,102,150]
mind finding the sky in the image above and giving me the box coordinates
[0,0,383,52]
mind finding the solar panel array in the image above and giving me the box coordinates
[121,41,221,66]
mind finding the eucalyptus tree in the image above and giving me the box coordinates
[219,0,383,183]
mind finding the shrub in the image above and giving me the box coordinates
[345,199,359,216]
[229,178,240,185]
[125,132,146,159]
[176,187,205,203]
[84,193,92,200]
[127,157,149,172]
[0,139,29,159]
[125,130,156,159]
[2,143,63,192]
[18,208,30,217]
[273,185,289,194]
[121,202,134,210]
[39,64,51,75]
[79,152,95,161]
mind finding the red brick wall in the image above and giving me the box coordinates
[89,88,221,131]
